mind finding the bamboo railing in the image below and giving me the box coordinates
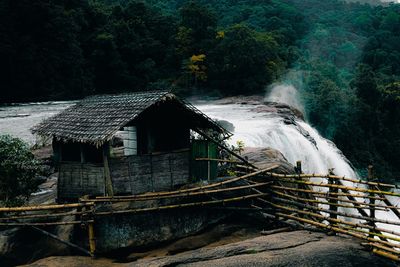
[259,162,400,262]
[0,161,399,263]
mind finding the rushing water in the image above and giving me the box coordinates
[0,101,74,144]
[196,102,357,178]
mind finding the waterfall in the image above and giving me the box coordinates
[197,86,400,240]
[196,99,357,178]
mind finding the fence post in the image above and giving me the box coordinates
[88,220,96,257]
[81,196,96,257]
[368,165,375,238]
[328,168,338,227]
[295,161,302,175]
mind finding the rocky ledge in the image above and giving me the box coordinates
[24,230,396,267]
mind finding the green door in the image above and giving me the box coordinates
[191,140,218,182]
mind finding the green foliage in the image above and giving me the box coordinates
[0,135,43,206]
[207,24,283,95]
[1,0,400,180]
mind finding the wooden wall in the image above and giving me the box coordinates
[58,163,105,200]
[57,150,189,200]
[109,150,190,195]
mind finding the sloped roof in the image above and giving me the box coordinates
[32,91,229,145]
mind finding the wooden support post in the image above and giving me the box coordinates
[207,143,211,182]
[80,144,85,164]
[328,169,338,228]
[368,165,375,238]
[88,221,96,257]
[295,161,302,174]
[81,195,96,257]
[102,144,114,197]
[294,161,307,200]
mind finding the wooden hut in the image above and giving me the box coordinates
[32,91,230,202]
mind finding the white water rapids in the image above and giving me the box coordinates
[196,83,357,178]
[196,84,400,242]
[196,102,357,178]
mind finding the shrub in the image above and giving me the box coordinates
[0,135,43,206]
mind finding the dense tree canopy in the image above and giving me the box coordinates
[0,135,43,206]
[0,0,400,180]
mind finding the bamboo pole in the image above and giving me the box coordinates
[372,249,400,262]
[263,172,399,189]
[361,243,400,255]
[0,203,94,212]
[88,182,270,203]
[339,224,400,243]
[271,186,391,209]
[374,185,400,221]
[94,166,278,200]
[273,179,400,198]
[268,200,400,237]
[368,166,375,238]
[270,203,400,244]
[31,226,92,256]
[339,182,390,243]
[95,193,268,216]
[194,129,257,169]
[0,210,92,221]
[270,190,387,211]
[275,212,400,251]
[195,158,242,164]
[328,169,338,223]
[271,196,400,226]
[0,220,92,226]
[270,185,387,201]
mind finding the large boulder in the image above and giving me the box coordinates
[243,147,296,174]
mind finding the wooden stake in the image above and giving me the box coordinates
[88,221,96,257]
[368,165,375,238]
[328,169,338,224]
[103,144,114,197]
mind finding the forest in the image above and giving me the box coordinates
[0,0,399,181]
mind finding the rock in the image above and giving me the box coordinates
[215,119,235,132]
[129,230,396,267]
[0,225,74,267]
[243,147,296,174]
[27,230,395,267]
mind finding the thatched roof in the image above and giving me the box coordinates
[32,91,229,145]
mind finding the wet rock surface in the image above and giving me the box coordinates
[243,147,296,174]
[24,230,396,267]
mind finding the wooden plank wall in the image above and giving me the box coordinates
[109,150,190,195]
[58,163,105,200]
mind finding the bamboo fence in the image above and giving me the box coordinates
[1,162,400,263]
